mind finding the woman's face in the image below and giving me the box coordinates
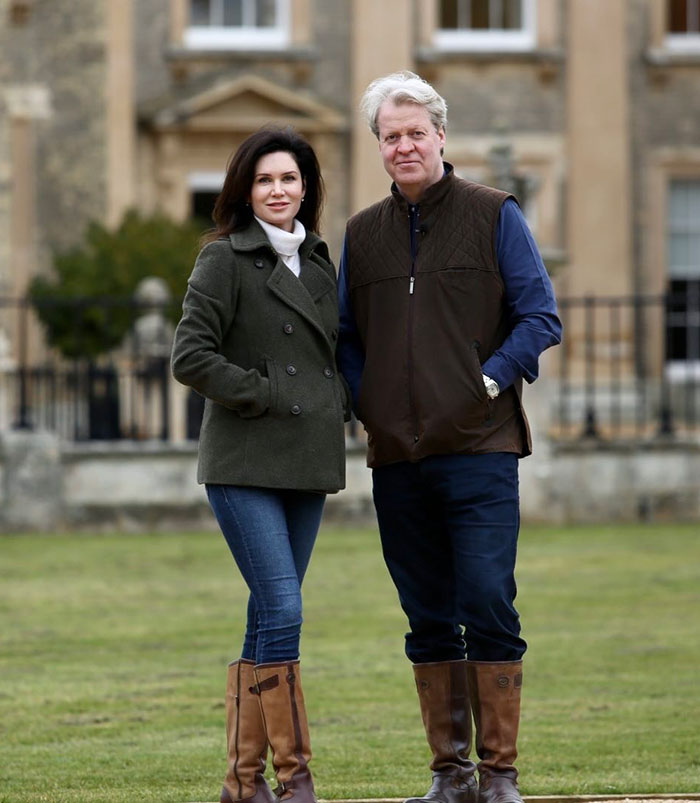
[249,150,305,232]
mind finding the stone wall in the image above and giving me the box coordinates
[0,432,375,532]
[34,0,108,256]
[0,0,108,273]
[2,422,699,532]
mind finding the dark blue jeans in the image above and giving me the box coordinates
[206,484,326,664]
[372,452,526,664]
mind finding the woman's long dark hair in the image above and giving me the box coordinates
[204,126,325,245]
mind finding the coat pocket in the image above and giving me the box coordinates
[261,356,279,415]
[338,373,353,423]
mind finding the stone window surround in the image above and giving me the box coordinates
[170,0,312,51]
[433,0,537,52]
[665,176,700,379]
[184,0,289,50]
[648,0,700,60]
[416,0,560,55]
[645,150,700,302]
[667,178,700,281]
[188,170,225,192]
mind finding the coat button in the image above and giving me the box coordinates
[286,365,297,376]
[283,323,294,334]
[290,404,301,415]
[323,367,334,378]
[254,258,264,268]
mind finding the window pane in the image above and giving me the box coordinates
[223,0,243,26]
[688,236,700,278]
[190,0,211,25]
[666,182,700,361]
[666,279,700,360]
[441,0,459,28]
[666,322,688,361]
[690,181,700,220]
[668,181,700,278]
[191,191,219,224]
[669,234,693,274]
[669,180,689,225]
[438,0,525,32]
[668,0,688,32]
[670,180,700,229]
[503,0,522,29]
[472,0,490,29]
[256,0,277,27]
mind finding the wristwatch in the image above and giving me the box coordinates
[482,374,500,400]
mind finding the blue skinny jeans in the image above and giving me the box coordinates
[206,484,326,664]
[372,452,527,664]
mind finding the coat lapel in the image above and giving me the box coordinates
[229,222,336,347]
[266,257,335,346]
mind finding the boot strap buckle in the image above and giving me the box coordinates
[249,675,280,695]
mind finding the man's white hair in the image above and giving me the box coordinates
[360,70,448,139]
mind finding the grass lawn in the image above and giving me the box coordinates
[0,522,699,803]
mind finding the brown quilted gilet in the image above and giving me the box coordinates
[345,167,531,468]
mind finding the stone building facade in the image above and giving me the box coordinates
[1,0,700,429]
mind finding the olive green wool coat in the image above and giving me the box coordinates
[171,221,349,493]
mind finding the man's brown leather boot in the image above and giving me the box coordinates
[466,661,524,803]
[254,661,316,803]
[220,659,276,803]
[404,660,478,803]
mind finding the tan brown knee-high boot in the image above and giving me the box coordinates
[466,661,524,803]
[254,661,316,803]
[405,660,478,803]
[221,659,276,803]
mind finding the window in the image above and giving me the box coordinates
[435,0,535,51]
[192,190,219,225]
[185,0,289,49]
[189,171,223,224]
[666,0,700,50]
[665,180,700,374]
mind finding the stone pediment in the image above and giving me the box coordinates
[150,74,345,134]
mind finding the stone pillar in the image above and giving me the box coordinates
[6,85,51,298]
[350,0,414,213]
[5,85,51,369]
[564,2,635,392]
[106,0,135,227]
[565,1,632,297]
[0,430,63,531]
[155,132,187,218]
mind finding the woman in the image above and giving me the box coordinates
[171,127,349,803]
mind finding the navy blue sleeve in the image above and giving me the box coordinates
[481,198,562,390]
[336,237,365,410]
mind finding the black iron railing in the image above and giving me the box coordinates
[553,290,700,440]
[1,292,699,444]
[0,295,196,441]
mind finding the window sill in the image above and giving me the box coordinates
[416,46,564,65]
[166,45,317,62]
[645,47,700,67]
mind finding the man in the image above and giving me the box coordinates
[337,72,562,803]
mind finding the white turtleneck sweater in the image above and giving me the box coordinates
[255,216,306,278]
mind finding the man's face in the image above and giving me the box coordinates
[376,101,446,203]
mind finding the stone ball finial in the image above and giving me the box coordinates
[134,277,171,308]
[129,277,174,358]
